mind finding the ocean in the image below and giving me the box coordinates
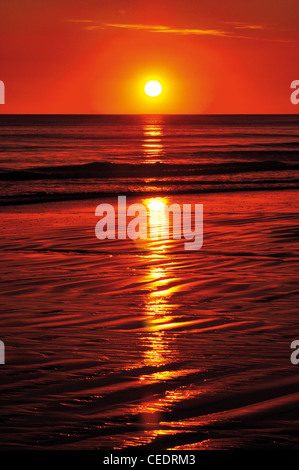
[0,114,298,205]
[0,114,299,450]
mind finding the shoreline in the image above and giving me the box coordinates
[1,185,298,208]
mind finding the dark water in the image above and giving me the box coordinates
[0,114,299,204]
[0,115,299,450]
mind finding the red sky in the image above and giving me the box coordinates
[1,0,298,114]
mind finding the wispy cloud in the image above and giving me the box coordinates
[226,21,264,31]
[65,20,297,43]
[63,19,94,23]
[235,25,264,30]
[89,23,228,37]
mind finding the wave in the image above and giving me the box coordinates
[1,159,299,181]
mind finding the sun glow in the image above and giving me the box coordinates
[146,198,166,212]
[144,80,163,97]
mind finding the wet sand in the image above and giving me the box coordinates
[0,190,299,449]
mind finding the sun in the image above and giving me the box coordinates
[144,80,162,97]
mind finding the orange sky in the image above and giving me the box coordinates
[0,0,298,114]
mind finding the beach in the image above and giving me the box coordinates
[1,189,298,449]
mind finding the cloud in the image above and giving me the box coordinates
[68,21,297,42]
[63,19,94,23]
[226,21,264,30]
[98,23,228,37]
[235,25,264,30]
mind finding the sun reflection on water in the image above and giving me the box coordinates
[135,218,183,431]
[119,195,211,449]
[142,124,164,162]
[124,193,207,446]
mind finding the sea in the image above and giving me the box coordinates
[0,114,299,450]
[0,114,298,205]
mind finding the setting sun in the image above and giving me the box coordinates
[144,80,163,97]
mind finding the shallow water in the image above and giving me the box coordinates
[0,191,298,449]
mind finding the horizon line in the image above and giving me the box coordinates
[0,112,298,116]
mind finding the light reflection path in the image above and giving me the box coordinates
[142,124,163,163]
[133,197,201,441]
